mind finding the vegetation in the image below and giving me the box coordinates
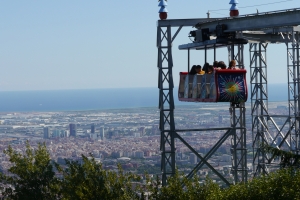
[261,144,300,168]
[136,164,160,174]
[1,142,300,199]
[0,142,60,199]
[0,142,139,200]
[58,156,139,200]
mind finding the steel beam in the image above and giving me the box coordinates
[157,18,220,27]
[195,8,300,32]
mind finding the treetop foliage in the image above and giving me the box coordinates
[261,144,300,168]
[1,142,300,200]
[0,142,59,199]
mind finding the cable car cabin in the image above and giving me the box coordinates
[178,69,248,103]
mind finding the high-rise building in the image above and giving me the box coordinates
[52,129,60,138]
[60,130,66,138]
[90,125,97,140]
[43,127,50,139]
[139,127,145,136]
[90,133,97,140]
[69,124,77,137]
[219,115,223,124]
[65,130,70,137]
[100,126,105,140]
[91,123,95,134]
[189,153,197,164]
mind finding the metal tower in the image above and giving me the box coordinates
[157,8,300,185]
[157,20,248,186]
[157,25,176,186]
[228,43,247,183]
[286,29,300,154]
[250,43,270,175]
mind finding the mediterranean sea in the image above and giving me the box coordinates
[0,84,288,112]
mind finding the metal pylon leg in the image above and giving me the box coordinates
[250,43,270,176]
[157,25,176,186]
[230,103,247,183]
[287,31,300,154]
[228,43,248,183]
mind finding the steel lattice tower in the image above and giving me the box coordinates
[287,30,300,154]
[250,43,270,175]
[157,8,300,185]
[157,26,176,185]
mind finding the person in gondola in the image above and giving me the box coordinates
[213,61,219,69]
[228,60,239,69]
[218,61,227,69]
[202,62,210,74]
[189,65,198,75]
[196,65,205,75]
[207,65,214,74]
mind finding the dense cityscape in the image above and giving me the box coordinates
[0,102,289,183]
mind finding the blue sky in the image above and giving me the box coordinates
[0,0,298,91]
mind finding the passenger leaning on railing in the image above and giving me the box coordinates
[215,61,227,70]
[213,61,219,69]
[228,60,239,70]
[207,65,214,74]
[189,65,205,75]
[220,61,227,69]
[202,62,210,73]
[189,65,198,75]
[197,65,205,75]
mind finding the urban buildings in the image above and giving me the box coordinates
[69,123,77,137]
[43,127,50,139]
[0,102,289,180]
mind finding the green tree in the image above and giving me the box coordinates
[222,168,300,200]
[144,171,222,200]
[3,142,300,200]
[58,155,140,200]
[261,144,300,168]
[0,142,60,200]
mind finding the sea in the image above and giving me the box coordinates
[0,84,288,112]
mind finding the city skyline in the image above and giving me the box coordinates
[0,102,289,182]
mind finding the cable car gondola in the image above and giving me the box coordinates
[178,69,247,103]
[178,24,248,103]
